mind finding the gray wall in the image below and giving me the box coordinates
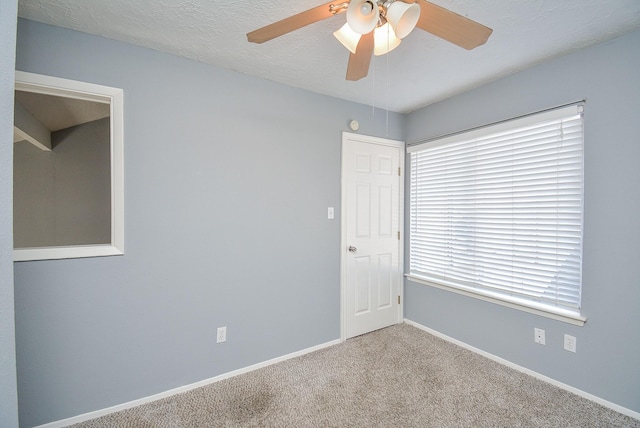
[405,29,640,413]
[14,118,111,248]
[0,0,19,427]
[14,19,405,427]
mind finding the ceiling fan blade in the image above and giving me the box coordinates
[415,0,492,50]
[346,31,374,81]
[247,1,347,44]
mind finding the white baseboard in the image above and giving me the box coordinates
[35,339,342,428]
[404,318,640,421]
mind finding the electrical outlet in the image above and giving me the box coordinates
[534,328,546,345]
[564,334,576,353]
[217,326,227,343]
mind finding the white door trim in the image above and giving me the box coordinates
[340,132,405,341]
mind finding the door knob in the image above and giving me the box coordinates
[348,246,357,253]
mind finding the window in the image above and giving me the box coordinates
[407,104,585,325]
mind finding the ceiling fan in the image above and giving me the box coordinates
[247,0,493,81]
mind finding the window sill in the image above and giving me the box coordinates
[405,274,586,327]
[14,244,124,262]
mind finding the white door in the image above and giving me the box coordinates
[341,132,403,339]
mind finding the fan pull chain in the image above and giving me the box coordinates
[386,24,389,137]
[371,54,376,117]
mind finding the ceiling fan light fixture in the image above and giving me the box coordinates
[385,1,420,39]
[334,23,361,54]
[373,23,401,56]
[247,0,493,81]
[346,0,380,34]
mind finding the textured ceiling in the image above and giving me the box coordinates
[17,0,640,113]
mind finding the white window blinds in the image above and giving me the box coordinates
[408,104,584,318]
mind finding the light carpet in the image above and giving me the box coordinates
[70,323,639,427]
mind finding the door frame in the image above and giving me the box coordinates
[340,131,405,341]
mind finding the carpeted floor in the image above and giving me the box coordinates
[71,323,639,427]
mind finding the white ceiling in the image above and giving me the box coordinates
[17,0,640,113]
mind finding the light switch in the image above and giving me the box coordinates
[328,207,335,220]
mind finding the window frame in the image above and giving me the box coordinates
[13,71,124,262]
